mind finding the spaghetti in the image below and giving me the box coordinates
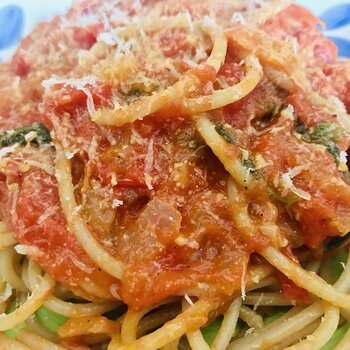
[0,0,350,349]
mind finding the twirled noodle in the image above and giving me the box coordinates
[261,247,350,310]
[16,329,69,350]
[239,305,264,329]
[210,298,241,350]
[184,56,263,114]
[58,316,120,340]
[183,298,211,350]
[122,298,179,344]
[0,273,54,331]
[0,233,16,249]
[20,259,118,317]
[92,75,197,127]
[227,27,350,132]
[284,302,339,350]
[44,296,118,318]
[109,299,218,350]
[92,18,228,127]
[195,115,255,189]
[186,329,210,350]
[243,292,292,306]
[268,322,320,350]
[121,306,154,344]
[0,246,28,292]
[55,145,125,280]
[24,315,57,343]
[0,333,32,350]
[137,304,181,338]
[160,340,180,350]
[227,301,325,350]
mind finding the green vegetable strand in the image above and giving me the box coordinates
[4,301,26,339]
[201,317,243,345]
[320,321,349,350]
[201,317,223,345]
[36,306,68,333]
[323,248,349,283]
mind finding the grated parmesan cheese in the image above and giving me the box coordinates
[281,166,311,201]
[185,10,194,32]
[144,173,154,190]
[144,138,154,190]
[37,205,58,224]
[15,244,44,257]
[0,143,19,160]
[340,151,348,164]
[0,283,12,303]
[203,15,216,26]
[241,262,247,301]
[112,199,124,208]
[231,12,246,24]
[245,327,255,336]
[98,28,136,56]
[184,294,194,306]
[42,76,98,116]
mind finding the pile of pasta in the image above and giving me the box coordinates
[1,0,350,349]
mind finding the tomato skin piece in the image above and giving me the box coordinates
[53,82,112,114]
[11,53,30,77]
[190,64,217,85]
[262,4,338,64]
[285,90,338,126]
[72,24,104,50]
[279,4,321,27]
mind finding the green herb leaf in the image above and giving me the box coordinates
[259,101,288,122]
[295,122,344,164]
[215,125,234,144]
[326,143,341,164]
[242,158,256,174]
[310,123,345,143]
[126,88,143,98]
[36,306,68,333]
[0,123,51,147]
[320,321,349,350]
[267,186,301,207]
[201,316,223,345]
